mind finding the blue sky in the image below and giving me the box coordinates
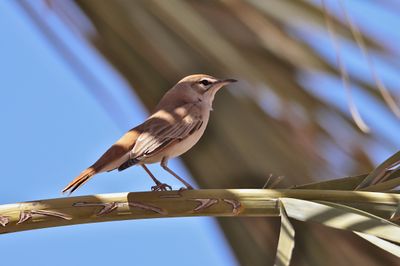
[0,1,236,265]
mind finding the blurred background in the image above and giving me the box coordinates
[1,0,400,265]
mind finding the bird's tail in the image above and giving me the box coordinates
[62,167,96,194]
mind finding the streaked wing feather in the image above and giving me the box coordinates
[131,105,203,160]
[142,119,201,156]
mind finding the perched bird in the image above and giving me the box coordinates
[62,74,236,194]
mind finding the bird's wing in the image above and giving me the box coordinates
[128,103,203,162]
[90,127,141,171]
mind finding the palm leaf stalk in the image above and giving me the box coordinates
[0,188,398,232]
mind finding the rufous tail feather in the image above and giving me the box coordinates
[62,167,96,194]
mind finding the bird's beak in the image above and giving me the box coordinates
[207,78,237,94]
[215,78,237,86]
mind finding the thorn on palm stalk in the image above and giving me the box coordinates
[223,199,242,215]
[17,209,72,224]
[73,201,167,216]
[73,202,120,216]
[263,174,284,189]
[128,201,167,215]
[97,202,119,216]
[190,199,219,212]
[0,216,10,227]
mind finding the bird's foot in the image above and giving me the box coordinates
[151,182,172,191]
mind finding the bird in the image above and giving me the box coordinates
[62,74,237,194]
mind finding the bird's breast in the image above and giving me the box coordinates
[165,119,208,158]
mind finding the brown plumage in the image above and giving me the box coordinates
[62,74,236,194]
[62,167,96,194]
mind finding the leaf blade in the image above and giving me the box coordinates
[292,174,367,190]
[275,201,295,266]
[356,151,400,190]
[280,198,400,244]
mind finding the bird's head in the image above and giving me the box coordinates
[176,74,237,106]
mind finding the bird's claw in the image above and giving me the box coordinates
[151,183,172,191]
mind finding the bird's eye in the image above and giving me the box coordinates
[199,79,211,86]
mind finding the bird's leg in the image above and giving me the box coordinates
[140,164,172,191]
[161,158,194,190]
